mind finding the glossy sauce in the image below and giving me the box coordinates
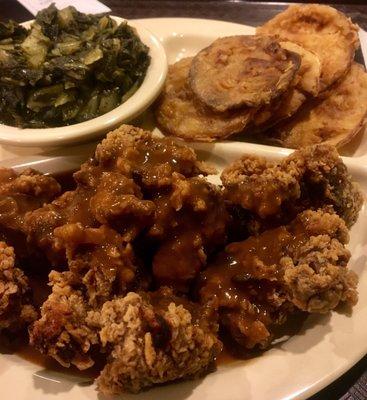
[200,220,308,338]
[226,180,290,218]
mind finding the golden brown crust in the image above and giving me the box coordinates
[29,270,99,369]
[88,289,219,394]
[200,209,357,349]
[189,35,300,111]
[279,41,321,96]
[0,242,36,331]
[221,144,363,227]
[155,57,253,141]
[269,63,367,149]
[251,87,306,133]
[257,4,359,91]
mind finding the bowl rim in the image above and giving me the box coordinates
[0,16,167,147]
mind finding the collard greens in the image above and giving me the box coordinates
[0,4,150,128]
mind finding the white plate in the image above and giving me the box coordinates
[0,17,167,147]
[1,18,367,400]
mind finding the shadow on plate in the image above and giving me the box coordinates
[276,312,334,354]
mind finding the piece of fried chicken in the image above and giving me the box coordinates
[25,125,227,289]
[200,209,358,350]
[31,280,220,393]
[25,125,210,267]
[87,287,220,394]
[0,242,37,331]
[29,223,141,369]
[0,167,60,264]
[149,172,228,289]
[29,125,228,368]
[221,144,363,227]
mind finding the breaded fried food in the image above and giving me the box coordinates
[280,41,321,96]
[155,57,253,142]
[189,35,300,111]
[30,223,141,369]
[25,125,210,266]
[150,173,228,289]
[0,167,60,262]
[29,269,99,369]
[0,242,36,331]
[251,88,306,132]
[200,209,357,349]
[269,63,367,149]
[221,144,363,227]
[88,288,219,394]
[257,4,359,90]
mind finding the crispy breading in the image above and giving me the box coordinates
[25,125,211,266]
[29,270,99,369]
[280,41,321,96]
[155,57,253,141]
[221,144,363,227]
[200,209,357,349]
[189,35,300,111]
[269,63,367,149]
[28,125,228,373]
[0,168,60,263]
[0,242,36,331]
[251,88,306,133]
[150,173,228,288]
[257,4,359,90]
[87,288,219,394]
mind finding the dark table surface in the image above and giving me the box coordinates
[1,1,366,399]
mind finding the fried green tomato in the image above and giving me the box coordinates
[189,35,300,112]
[155,57,253,142]
[257,4,359,91]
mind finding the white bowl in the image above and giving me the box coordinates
[0,17,167,147]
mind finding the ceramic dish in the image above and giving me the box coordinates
[0,17,366,400]
[0,17,167,148]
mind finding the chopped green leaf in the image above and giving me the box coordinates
[0,5,150,128]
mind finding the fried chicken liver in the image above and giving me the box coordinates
[200,209,357,350]
[221,144,363,227]
[0,167,60,263]
[87,287,219,394]
[0,242,37,331]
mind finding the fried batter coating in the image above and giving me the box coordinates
[257,4,359,90]
[280,41,321,96]
[54,224,140,306]
[282,210,357,313]
[200,209,357,349]
[149,173,228,288]
[221,144,363,227]
[252,88,306,132]
[155,57,253,142]
[28,125,228,372]
[86,288,219,394]
[0,242,36,331]
[94,124,211,186]
[270,63,367,149]
[222,154,301,219]
[189,35,300,111]
[29,270,98,369]
[0,168,60,262]
[25,125,209,265]
[29,223,144,368]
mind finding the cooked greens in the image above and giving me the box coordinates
[0,4,150,128]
